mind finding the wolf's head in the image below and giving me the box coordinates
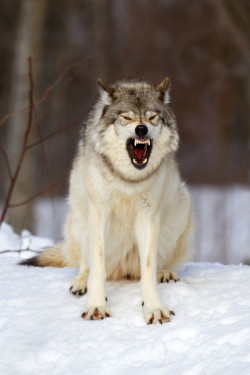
[87,78,179,182]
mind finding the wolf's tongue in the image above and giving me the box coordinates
[133,147,145,161]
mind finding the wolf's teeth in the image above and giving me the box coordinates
[133,138,151,146]
[133,158,148,165]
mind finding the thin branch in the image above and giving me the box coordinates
[29,70,82,139]
[8,179,65,208]
[26,119,82,150]
[0,138,13,180]
[0,55,89,223]
[23,58,34,145]
[0,57,34,224]
[0,56,91,128]
[35,56,91,105]
[0,107,27,129]
[211,0,250,65]
[33,104,56,216]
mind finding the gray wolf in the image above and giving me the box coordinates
[21,78,193,324]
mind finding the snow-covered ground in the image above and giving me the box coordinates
[0,222,250,375]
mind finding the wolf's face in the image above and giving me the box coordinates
[88,78,179,182]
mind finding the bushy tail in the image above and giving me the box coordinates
[19,244,66,268]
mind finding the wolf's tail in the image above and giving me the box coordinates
[19,244,66,268]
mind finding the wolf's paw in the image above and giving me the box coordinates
[69,275,87,296]
[157,270,180,283]
[81,306,110,320]
[142,304,175,324]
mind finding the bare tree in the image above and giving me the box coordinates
[5,0,47,232]
[1,56,89,228]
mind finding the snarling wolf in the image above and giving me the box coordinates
[21,78,193,324]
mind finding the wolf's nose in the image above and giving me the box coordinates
[135,125,148,138]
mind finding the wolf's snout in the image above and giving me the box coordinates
[135,125,148,138]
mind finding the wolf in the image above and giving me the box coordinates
[21,77,193,324]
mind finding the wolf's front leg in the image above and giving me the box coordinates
[135,213,174,324]
[82,202,110,320]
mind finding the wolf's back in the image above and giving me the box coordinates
[19,245,66,268]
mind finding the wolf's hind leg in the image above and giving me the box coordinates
[69,268,88,296]
[157,270,180,283]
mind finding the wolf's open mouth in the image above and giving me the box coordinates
[126,138,153,169]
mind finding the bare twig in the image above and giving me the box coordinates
[33,104,56,216]
[26,119,82,150]
[0,55,89,226]
[0,138,13,180]
[211,0,250,65]
[0,56,91,129]
[0,57,34,224]
[35,56,91,105]
[0,107,27,129]
[8,179,65,208]
[29,69,83,139]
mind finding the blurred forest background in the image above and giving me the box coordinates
[0,0,249,263]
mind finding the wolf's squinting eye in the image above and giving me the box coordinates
[149,115,157,121]
[122,116,132,121]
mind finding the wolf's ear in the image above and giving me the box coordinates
[155,77,170,104]
[98,79,116,103]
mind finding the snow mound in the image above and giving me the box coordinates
[0,222,54,256]
[0,224,250,374]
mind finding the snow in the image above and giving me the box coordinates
[0,222,54,255]
[1,222,250,375]
[190,185,250,264]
